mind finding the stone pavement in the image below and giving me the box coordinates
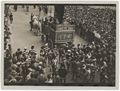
[10,5,43,55]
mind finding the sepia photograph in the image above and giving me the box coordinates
[1,0,119,89]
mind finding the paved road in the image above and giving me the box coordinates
[10,5,43,55]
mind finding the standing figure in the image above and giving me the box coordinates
[26,5,29,12]
[41,34,45,42]
[58,65,67,83]
[22,5,24,8]
[30,13,34,31]
[33,5,36,9]
[4,16,8,26]
[38,6,41,12]
[9,13,13,24]
[14,5,17,11]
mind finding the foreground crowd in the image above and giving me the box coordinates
[4,42,115,85]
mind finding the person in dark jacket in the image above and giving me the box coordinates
[71,60,78,80]
[58,65,67,83]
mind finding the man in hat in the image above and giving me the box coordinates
[29,45,36,56]
[15,48,22,59]
[22,47,28,61]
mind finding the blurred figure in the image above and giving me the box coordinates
[9,13,13,24]
[26,5,29,12]
[14,5,17,11]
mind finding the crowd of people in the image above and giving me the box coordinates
[4,5,116,86]
[4,7,13,84]
[64,5,116,85]
[64,6,116,43]
[4,41,115,85]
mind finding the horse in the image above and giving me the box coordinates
[30,15,42,36]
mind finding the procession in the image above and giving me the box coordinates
[4,4,116,86]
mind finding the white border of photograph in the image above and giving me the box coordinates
[0,0,119,90]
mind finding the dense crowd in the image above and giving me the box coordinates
[4,5,116,86]
[4,42,115,85]
[64,6,116,85]
[4,11,13,84]
[64,6,116,43]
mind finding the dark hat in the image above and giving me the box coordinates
[31,45,34,49]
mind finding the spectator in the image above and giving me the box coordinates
[9,13,13,24]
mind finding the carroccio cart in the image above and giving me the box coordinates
[42,24,75,47]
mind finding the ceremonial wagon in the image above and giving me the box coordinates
[42,24,75,46]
